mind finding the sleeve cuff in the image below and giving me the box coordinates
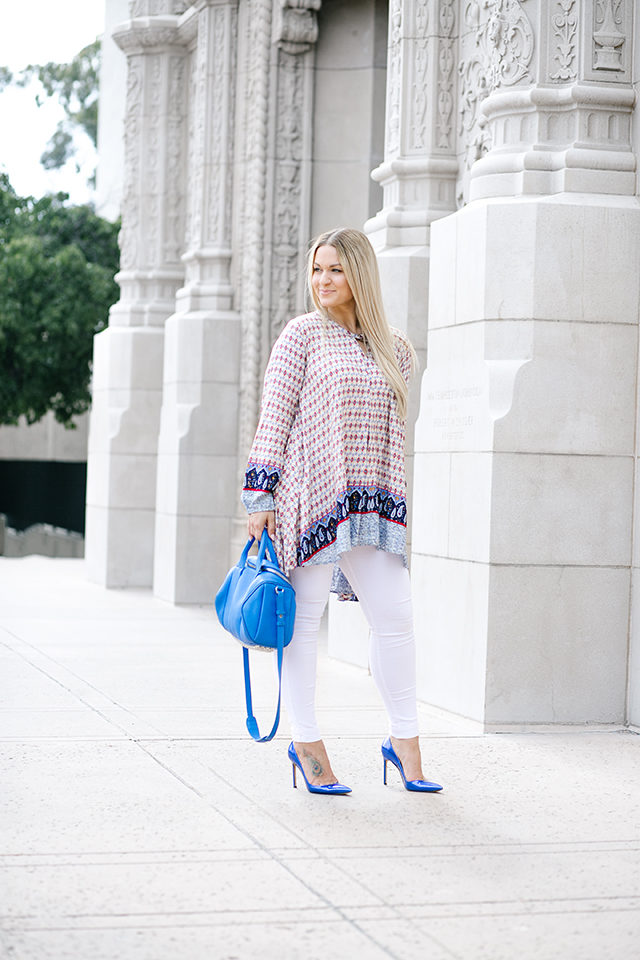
[241,490,275,514]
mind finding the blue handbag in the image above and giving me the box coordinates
[215,530,296,742]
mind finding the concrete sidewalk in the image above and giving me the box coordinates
[1,556,639,960]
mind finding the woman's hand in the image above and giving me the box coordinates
[247,510,276,541]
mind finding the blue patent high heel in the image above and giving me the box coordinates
[288,742,352,795]
[381,737,443,793]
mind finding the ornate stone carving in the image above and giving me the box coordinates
[271,48,305,341]
[436,0,456,150]
[593,0,625,71]
[408,0,430,153]
[439,0,455,33]
[458,3,491,174]
[119,59,143,271]
[385,0,402,157]
[277,0,322,54]
[113,11,187,294]
[549,0,578,82]
[412,37,429,151]
[184,48,198,253]
[115,22,183,53]
[238,0,273,462]
[458,0,534,174]
[165,55,187,264]
[483,0,534,89]
[129,0,188,16]
[180,0,237,293]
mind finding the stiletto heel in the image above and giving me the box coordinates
[381,737,443,793]
[288,742,352,795]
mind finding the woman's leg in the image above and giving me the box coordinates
[338,546,425,780]
[282,563,340,785]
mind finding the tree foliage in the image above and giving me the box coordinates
[0,174,120,427]
[0,40,100,172]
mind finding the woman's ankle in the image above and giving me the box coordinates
[294,740,336,784]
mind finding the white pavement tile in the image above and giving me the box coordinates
[414,910,640,960]
[0,708,124,740]
[0,858,324,920]
[353,918,459,960]
[335,847,640,907]
[0,918,396,960]
[1,740,256,855]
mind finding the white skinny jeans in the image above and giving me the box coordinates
[282,545,419,742]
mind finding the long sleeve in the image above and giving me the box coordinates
[241,318,307,513]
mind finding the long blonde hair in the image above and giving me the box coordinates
[306,227,415,420]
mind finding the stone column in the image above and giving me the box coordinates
[85,3,188,587]
[229,0,321,565]
[366,0,458,361]
[412,0,638,728]
[331,0,459,666]
[153,0,241,603]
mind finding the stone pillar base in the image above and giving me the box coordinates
[85,325,165,587]
[412,194,640,727]
[153,310,240,603]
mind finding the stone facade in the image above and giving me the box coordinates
[90,0,640,729]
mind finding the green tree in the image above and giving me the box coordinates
[0,174,119,427]
[0,40,100,175]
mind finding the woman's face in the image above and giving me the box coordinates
[311,245,355,313]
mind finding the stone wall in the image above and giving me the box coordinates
[90,0,640,728]
[410,0,639,728]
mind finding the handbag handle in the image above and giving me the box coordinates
[241,529,279,572]
[243,585,287,742]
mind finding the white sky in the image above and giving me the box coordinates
[0,0,106,204]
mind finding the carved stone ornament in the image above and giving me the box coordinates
[436,1,456,150]
[238,0,274,463]
[483,0,534,90]
[277,0,322,54]
[593,0,625,70]
[550,0,578,82]
[114,19,182,55]
[458,0,534,174]
[128,1,188,15]
[385,0,402,157]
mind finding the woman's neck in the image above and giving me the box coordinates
[327,305,358,334]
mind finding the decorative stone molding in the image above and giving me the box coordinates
[275,0,322,53]
[464,0,636,200]
[114,16,184,53]
[236,0,274,465]
[549,0,578,82]
[470,82,636,199]
[112,14,187,313]
[367,0,458,247]
[436,0,456,150]
[178,0,238,308]
[129,0,188,15]
[484,0,535,90]
[458,56,490,173]
[385,0,402,157]
[270,51,305,342]
[590,0,631,77]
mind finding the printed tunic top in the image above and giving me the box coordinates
[242,312,412,590]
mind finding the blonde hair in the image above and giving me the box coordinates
[306,227,416,420]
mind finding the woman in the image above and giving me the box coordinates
[242,227,442,795]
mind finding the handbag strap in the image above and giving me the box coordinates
[243,585,287,743]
